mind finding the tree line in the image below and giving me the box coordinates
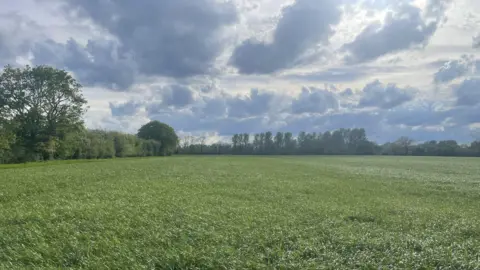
[179,131,480,157]
[0,65,179,164]
[2,64,479,164]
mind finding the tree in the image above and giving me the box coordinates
[0,124,15,162]
[199,135,207,154]
[232,134,240,152]
[471,129,480,142]
[331,130,346,154]
[0,65,87,162]
[284,132,295,154]
[253,134,261,153]
[137,121,178,155]
[470,141,480,156]
[437,140,459,156]
[242,133,250,150]
[259,133,266,153]
[274,132,284,153]
[348,128,367,153]
[179,135,193,154]
[395,136,414,155]
[264,131,273,154]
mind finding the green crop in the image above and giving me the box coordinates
[1,156,479,269]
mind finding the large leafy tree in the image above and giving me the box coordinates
[137,120,178,155]
[0,65,87,161]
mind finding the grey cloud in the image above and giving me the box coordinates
[63,0,237,78]
[385,102,448,127]
[230,0,341,74]
[109,85,477,143]
[359,0,401,10]
[147,107,268,136]
[210,117,268,136]
[447,104,480,126]
[282,110,383,139]
[343,0,449,63]
[109,84,196,118]
[283,108,474,144]
[474,34,480,49]
[284,67,368,83]
[358,80,415,109]
[428,59,449,68]
[110,100,144,117]
[226,89,282,118]
[433,55,475,83]
[160,85,196,108]
[0,14,35,67]
[291,87,339,114]
[0,34,15,67]
[454,78,480,107]
[341,88,354,97]
[200,97,227,117]
[32,38,136,90]
[284,65,408,83]
[424,0,451,19]
[316,108,473,144]
[144,88,281,121]
[324,111,383,131]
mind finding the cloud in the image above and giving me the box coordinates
[283,65,409,83]
[32,39,137,90]
[385,102,448,127]
[145,86,196,117]
[284,67,368,83]
[230,0,341,74]
[62,0,237,79]
[200,96,228,118]
[107,80,479,143]
[291,87,339,114]
[3,0,476,144]
[160,85,196,109]
[340,88,354,97]
[474,34,480,49]
[433,54,475,83]
[0,34,15,67]
[110,100,144,117]
[447,104,480,126]
[226,89,283,118]
[358,80,416,109]
[343,0,450,63]
[424,0,451,19]
[145,107,269,136]
[454,78,480,107]
[0,13,38,67]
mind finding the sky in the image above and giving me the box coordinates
[1,0,479,143]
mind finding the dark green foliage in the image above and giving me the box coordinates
[137,120,179,156]
[0,65,86,163]
[181,128,378,156]
[181,129,480,157]
[0,65,174,164]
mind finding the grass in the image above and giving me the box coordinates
[0,159,106,170]
[0,156,479,269]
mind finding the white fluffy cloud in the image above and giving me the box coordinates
[1,0,479,143]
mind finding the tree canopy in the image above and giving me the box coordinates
[0,65,87,162]
[0,65,170,163]
[137,120,179,156]
[179,130,480,157]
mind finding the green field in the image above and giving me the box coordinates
[1,156,479,269]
